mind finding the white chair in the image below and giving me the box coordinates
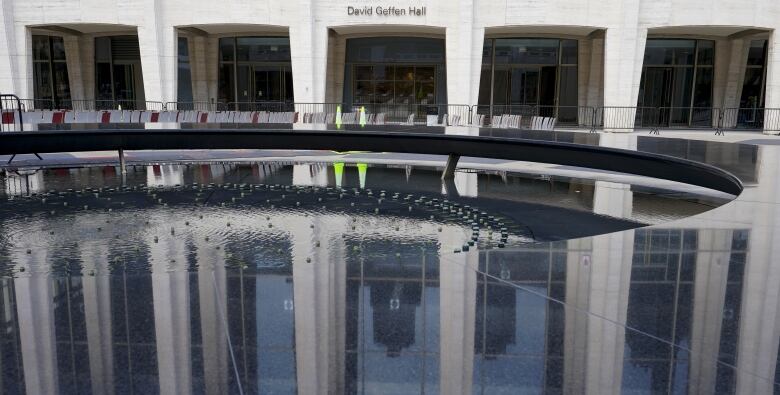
[63,111,76,123]
[40,111,54,124]
[531,116,545,130]
[74,111,96,123]
[543,117,557,131]
[470,113,485,127]
[511,115,521,128]
[23,111,43,125]
[128,111,141,123]
[183,111,197,123]
[107,110,122,123]
[404,114,415,125]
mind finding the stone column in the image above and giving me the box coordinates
[325,32,346,104]
[189,35,210,103]
[0,1,17,95]
[62,35,86,101]
[78,35,96,101]
[764,30,780,133]
[137,6,178,105]
[445,0,484,106]
[206,37,219,104]
[289,9,329,103]
[0,15,32,98]
[602,1,646,131]
[687,229,732,395]
[582,34,605,110]
[713,38,750,128]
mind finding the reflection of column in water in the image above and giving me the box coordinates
[293,163,329,187]
[13,247,59,395]
[292,214,347,394]
[564,174,634,394]
[149,231,192,394]
[563,227,634,394]
[736,149,780,394]
[146,164,184,187]
[688,229,732,395]
[196,237,229,395]
[438,224,477,395]
[80,242,115,395]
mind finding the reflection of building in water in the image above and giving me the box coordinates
[146,164,185,186]
[473,247,566,393]
[621,228,748,394]
[3,170,44,196]
[345,237,441,394]
[474,282,516,356]
[370,281,422,356]
[3,152,780,394]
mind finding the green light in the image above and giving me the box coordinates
[334,162,345,188]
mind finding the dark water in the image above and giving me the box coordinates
[0,162,747,394]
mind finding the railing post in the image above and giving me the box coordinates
[715,107,725,136]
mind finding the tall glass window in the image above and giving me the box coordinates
[32,35,71,109]
[740,40,767,109]
[735,40,767,128]
[217,37,293,110]
[177,37,193,103]
[637,39,714,127]
[343,37,447,110]
[95,36,145,110]
[477,38,578,123]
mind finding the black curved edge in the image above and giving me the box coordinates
[0,128,744,196]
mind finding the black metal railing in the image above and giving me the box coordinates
[17,99,165,111]
[6,96,780,134]
[472,105,595,128]
[0,94,23,132]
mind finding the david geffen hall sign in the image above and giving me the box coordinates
[347,5,427,16]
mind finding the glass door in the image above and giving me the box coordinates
[112,64,137,109]
[254,67,282,101]
[509,67,539,106]
[640,67,673,126]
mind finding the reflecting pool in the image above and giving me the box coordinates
[0,161,764,394]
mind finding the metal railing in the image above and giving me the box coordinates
[166,101,223,111]
[18,99,164,111]
[1,94,23,132]
[6,96,780,134]
[472,105,595,128]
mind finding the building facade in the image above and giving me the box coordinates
[1,0,779,131]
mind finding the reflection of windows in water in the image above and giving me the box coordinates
[624,228,750,393]
[370,281,422,356]
[475,283,516,356]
